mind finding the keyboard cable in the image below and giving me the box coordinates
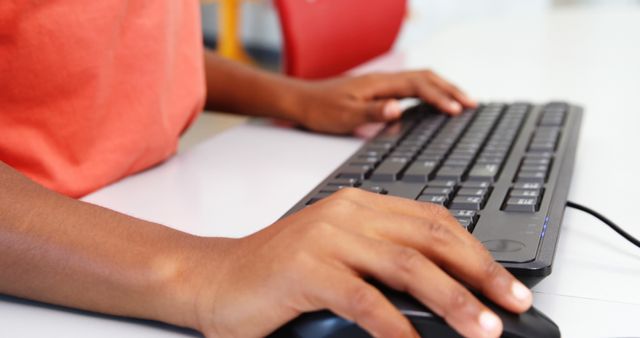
[566,201,640,249]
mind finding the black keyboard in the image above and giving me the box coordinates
[284,102,582,286]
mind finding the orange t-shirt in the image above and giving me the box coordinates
[0,1,206,197]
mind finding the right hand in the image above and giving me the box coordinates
[188,188,533,338]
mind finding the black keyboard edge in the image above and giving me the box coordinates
[501,104,583,285]
[281,102,583,287]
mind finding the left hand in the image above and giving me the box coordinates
[290,70,477,134]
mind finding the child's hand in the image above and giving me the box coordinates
[187,189,532,338]
[290,70,476,134]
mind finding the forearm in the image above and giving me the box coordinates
[203,50,305,121]
[0,162,231,329]
[203,53,477,136]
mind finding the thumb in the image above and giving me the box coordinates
[362,99,403,122]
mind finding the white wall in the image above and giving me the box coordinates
[396,0,551,49]
[200,0,636,51]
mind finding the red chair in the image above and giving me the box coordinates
[274,0,407,79]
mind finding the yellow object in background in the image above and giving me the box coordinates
[203,0,255,64]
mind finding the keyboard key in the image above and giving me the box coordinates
[416,153,444,162]
[513,182,543,190]
[448,152,476,161]
[327,178,359,187]
[338,164,373,180]
[533,128,560,143]
[358,149,385,158]
[435,166,467,181]
[510,189,541,199]
[450,196,485,210]
[457,188,488,197]
[516,171,546,183]
[388,152,414,159]
[484,143,510,150]
[529,142,556,152]
[403,160,438,182]
[361,186,387,194]
[451,210,479,225]
[540,117,564,126]
[525,152,554,159]
[370,157,409,181]
[503,197,538,212]
[456,218,473,231]
[417,194,448,206]
[369,140,394,149]
[396,144,422,151]
[481,150,507,158]
[428,179,458,188]
[450,209,478,218]
[467,163,500,182]
[319,186,347,193]
[444,158,472,167]
[523,157,551,166]
[461,181,491,189]
[520,164,548,172]
[539,106,566,126]
[422,187,454,198]
[392,146,420,156]
[475,157,503,165]
[426,143,452,152]
[351,156,380,166]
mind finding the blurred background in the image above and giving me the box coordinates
[181,0,639,150]
[201,0,640,70]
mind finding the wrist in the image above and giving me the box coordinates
[152,235,238,331]
[273,77,314,125]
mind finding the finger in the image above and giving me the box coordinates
[332,189,474,246]
[305,266,419,338]
[354,123,386,139]
[353,72,472,115]
[331,231,503,338]
[326,196,532,314]
[421,70,477,108]
[358,190,531,311]
[354,73,420,99]
[360,99,403,122]
[364,71,464,115]
[412,79,464,115]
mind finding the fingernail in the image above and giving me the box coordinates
[478,311,500,333]
[511,281,532,303]
[449,101,462,113]
[383,100,402,119]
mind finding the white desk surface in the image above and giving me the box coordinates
[3,5,640,338]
